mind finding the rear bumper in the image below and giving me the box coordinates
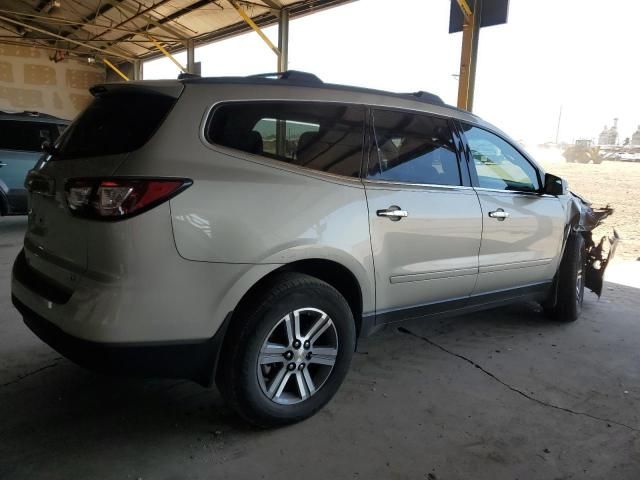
[12,295,228,386]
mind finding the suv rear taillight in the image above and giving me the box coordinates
[65,178,192,220]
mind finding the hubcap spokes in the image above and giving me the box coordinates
[257,308,338,405]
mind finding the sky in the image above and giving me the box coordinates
[144,0,639,145]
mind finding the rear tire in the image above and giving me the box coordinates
[545,234,586,322]
[216,272,356,427]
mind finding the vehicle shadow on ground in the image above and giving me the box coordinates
[2,284,637,477]
[2,301,560,431]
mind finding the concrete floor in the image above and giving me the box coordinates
[1,215,639,479]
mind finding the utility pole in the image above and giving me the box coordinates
[555,105,562,144]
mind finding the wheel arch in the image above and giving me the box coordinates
[210,257,370,388]
[232,258,366,338]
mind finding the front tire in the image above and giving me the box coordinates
[216,273,356,427]
[545,233,586,322]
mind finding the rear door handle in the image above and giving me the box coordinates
[377,206,408,221]
[0,162,7,167]
[488,209,509,220]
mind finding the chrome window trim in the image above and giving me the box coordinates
[474,186,556,198]
[199,98,478,190]
[362,178,474,191]
[198,99,556,196]
[200,142,366,189]
[199,98,467,148]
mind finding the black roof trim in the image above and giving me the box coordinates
[182,70,447,108]
[177,72,201,80]
[0,110,69,123]
[246,70,324,84]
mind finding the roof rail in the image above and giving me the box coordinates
[181,71,450,109]
[247,70,323,84]
[178,72,201,80]
[403,91,445,106]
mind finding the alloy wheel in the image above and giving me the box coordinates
[257,308,339,405]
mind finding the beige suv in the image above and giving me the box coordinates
[11,71,614,427]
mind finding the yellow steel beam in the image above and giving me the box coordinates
[456,13,474,110]
[456,0,473,20]
[228,0,280,56]
[103,58,130,81]
[148,35,187,72]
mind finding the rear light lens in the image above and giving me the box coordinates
[65,178,192,220]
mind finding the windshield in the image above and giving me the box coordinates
[0,120,65,152]
[54,92,176,160]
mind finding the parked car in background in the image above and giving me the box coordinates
[0,111,69,215]
[11,72,616,427]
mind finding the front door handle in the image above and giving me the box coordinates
[377,206,408,221]
[0,162,7,168]
[488,208,509,220]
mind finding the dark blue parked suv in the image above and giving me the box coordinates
[0,111,69,215]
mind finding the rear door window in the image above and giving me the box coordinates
[0,121,64,152]
[367,109,461,186]
[55,92,176,159]
[207,102,365,178]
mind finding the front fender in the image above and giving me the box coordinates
[560,192,617,296]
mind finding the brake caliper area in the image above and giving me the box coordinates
[569,193,618,296]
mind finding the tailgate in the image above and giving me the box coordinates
[22,81,183,292]
[24,156,125,290]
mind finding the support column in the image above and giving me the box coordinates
[132,59,142,80]
[275,8,289,157]
[456,0,481,112]
[277,8,289,73]
[466,0,482,111]
[186,38,196,74]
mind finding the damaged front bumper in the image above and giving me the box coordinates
[585,228,619,296]
[569,192,619,296]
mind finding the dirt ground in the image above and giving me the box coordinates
[530,146,639,261]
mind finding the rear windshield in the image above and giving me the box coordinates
[55,92,176,159]
[0,120,65,152]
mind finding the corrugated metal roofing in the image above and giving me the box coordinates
[0,0,352,61]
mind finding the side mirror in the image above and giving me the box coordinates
[543,173,568,196]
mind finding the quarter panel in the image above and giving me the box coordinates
[14,201,281,342]
[113,84,376,317]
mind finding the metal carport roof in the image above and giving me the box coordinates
[0,0,352,64]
